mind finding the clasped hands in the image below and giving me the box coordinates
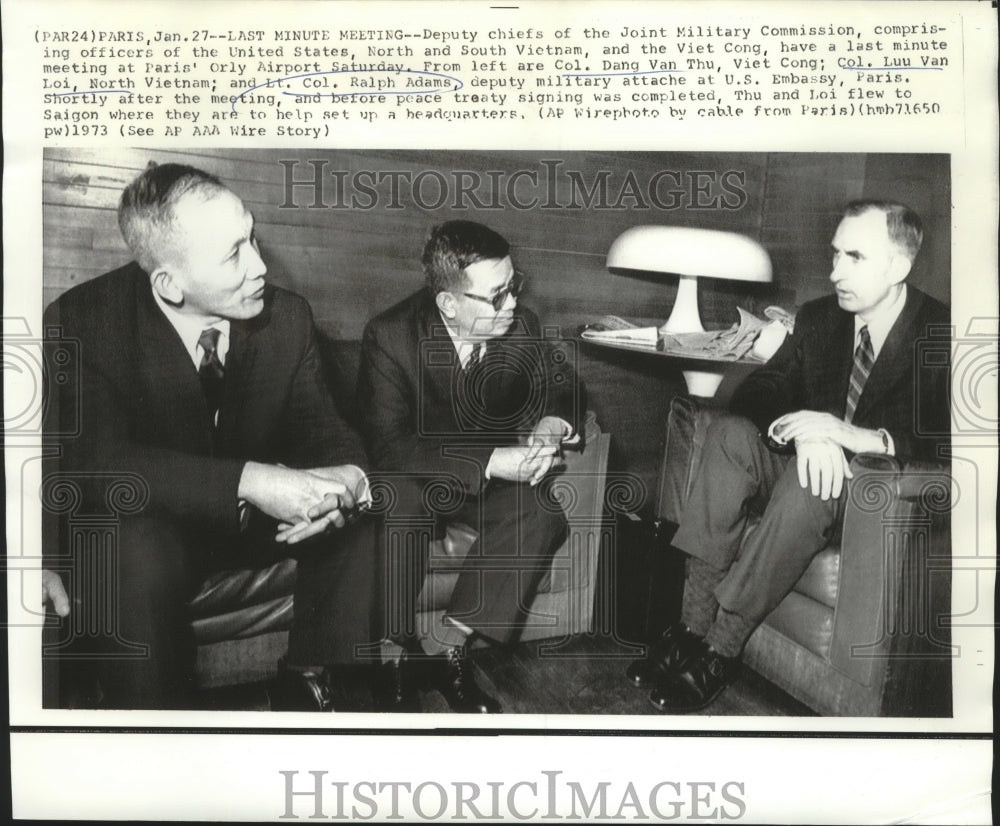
[487,416,573,486]
[41,464,365,616]
[239,461,369,545]
[769,410,885,501]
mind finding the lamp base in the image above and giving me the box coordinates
[682,370,725,398]
[657,275,704,335]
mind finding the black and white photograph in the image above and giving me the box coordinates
[38,148,954,718]
[5,1,995,822]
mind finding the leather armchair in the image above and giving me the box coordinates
[656,396,952,717]
[192,412,611,688]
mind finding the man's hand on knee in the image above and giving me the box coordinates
[795,438,853,501]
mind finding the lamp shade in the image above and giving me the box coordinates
[606,225,773,336]
[606,225,772,283]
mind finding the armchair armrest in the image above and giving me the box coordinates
[830,453,952,703]
[655,397,953,714]
[849,453,951,502]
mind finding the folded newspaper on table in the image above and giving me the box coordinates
[581,308,795,360]
[579,315,660,347]
[660,307,776,360]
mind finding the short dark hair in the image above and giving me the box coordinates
[843,199,923,261]
[118,162,228,272]
[421,220,511,293]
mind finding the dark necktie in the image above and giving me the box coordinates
[844,325,873,423]
[465,343,483,373]
[458,344,488,428]
[197,327,225,423]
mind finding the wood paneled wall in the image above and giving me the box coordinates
[42,148,950,511]
[42,148,949,327]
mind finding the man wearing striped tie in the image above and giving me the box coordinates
[627,200,950,713]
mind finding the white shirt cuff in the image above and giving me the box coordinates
[877,428,895,456]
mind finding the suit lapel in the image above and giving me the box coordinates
[488,314,532,399]
[826,308,856,418]
[417,292,463,401]
[135,281,214,453]
[853,289,924,423]
[216,307,264,451]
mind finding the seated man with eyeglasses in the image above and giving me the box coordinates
[357,220,585,712]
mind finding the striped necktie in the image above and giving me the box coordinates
[465,343,483,372]
[844,325,873,424]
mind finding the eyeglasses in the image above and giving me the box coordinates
[462,270,524,312]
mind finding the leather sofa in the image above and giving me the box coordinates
[656,395,952,717]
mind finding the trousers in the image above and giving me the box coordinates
[46,514,380,709]
[381,475,567,646]
[671,413,844,625]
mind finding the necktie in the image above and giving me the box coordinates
[844,325,873,423]
[197,327,225,423]
[458,344,487,428]
[465,343,484,373]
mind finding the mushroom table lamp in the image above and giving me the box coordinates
[606,225,772,335]
[606,225,773,396]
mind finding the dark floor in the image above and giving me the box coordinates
[203,632,814,716]
[471,633,814,716]
[203,524,815,716]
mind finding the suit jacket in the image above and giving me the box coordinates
[730,286,950,462]
[44,262,355,536]
[356,288,585,494]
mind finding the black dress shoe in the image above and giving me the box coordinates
[625,623,703,689]
[372,654,422,713]
[648,644,740,714]
[269,660,332,712]
[427,647,501,713]
[325,666,383,712]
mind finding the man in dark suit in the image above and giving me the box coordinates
[43,163,382,710]
[356,220,585,712]
[626,200,950,713]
